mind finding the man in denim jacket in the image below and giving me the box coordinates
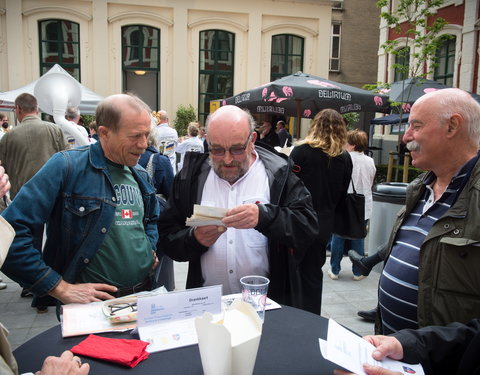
[1,94,160,305]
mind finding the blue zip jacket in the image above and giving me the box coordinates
[1,141,159,296]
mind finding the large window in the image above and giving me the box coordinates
[434,36,456,86]
[122,25,159,72]
[39,19,80,80]
[198,30,234,123]
[329,24,341,72]
[122,25,160,110]
[393,47,410,82]
[270,34,304,81]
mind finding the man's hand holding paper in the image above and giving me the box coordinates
[193,226,225,247]
[185,204,228,227]
[222,203,259,229]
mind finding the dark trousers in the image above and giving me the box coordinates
[300,237,327,315]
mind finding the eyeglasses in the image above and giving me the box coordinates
[107,302,137,316]
[208,133,252,157]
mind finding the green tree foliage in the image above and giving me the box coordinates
[342,112,360,130]
[173,104,197,137]
[366,0,449,104]
[378,0,449,79]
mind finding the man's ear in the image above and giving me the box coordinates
[97,125,109,138]
[251,130,258,143]
[446,113,462,136]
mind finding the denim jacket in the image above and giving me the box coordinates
[1,141,159,297]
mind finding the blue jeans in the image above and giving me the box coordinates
[330,232,365,276]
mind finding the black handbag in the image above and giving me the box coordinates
[333,179,366,240]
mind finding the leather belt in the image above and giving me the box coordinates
[115,277,152,298]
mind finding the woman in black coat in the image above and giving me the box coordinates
[290,109,352,315]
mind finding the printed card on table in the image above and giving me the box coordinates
[137,285,222,353]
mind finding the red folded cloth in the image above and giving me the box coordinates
[71,334,149,368]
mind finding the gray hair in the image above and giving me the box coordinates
[66,106,80,120]
[158,110,168,122]
[417,88,480,146]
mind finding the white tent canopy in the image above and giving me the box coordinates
[0,64,103,114]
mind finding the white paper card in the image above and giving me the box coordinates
[319,319,424,375]
[185,204,228,227]
[137,285,222,353]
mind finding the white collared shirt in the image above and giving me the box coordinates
[200,151,270,294]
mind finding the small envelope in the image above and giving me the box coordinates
[195,300,262,375]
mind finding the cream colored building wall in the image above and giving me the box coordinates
[0,0,334,123]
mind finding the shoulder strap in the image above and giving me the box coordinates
[350,178,358,194]
[146,153,155,179]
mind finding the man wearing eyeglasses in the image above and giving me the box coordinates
[0,113,8,141]
[157,105,318,309]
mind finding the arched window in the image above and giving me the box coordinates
[122,25,160,110]
[393,47,410,82]
[198,30,235,123]
[434,36,456,86]
[38,19,80,80]
[271,34,304,81]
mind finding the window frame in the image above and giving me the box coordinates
[433,36,456,86]
[329,23,341,72]
[270,34,304,81]
[198,29,235,124]
[393,47,410,82]
[121,25,160,72]
[38,19,81,80]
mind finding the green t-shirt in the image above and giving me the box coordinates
[79,161,153,287]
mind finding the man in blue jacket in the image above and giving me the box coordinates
[1,94,160,305]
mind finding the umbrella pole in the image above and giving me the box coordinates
[295,100,301,139]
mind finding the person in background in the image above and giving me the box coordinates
[289,108,352,315]
[88,121,99,143]
[0,94,67,200]
[374,88,480,335]
[0,93,68,305]
[258,120,280,148]
[198,126,206,143]
[329,129,376,281]
[138,130,175,291]
[334,319,480,375]
[176,122,204,171]
[157,105,318,309]
[152,110,178,174]
[349,243,388,322]
[1,93,160,306]
[276,120,292,147]
[65,106,90,147]
[138,132,174,200]
[0,113,9,141]
[198,125,208,153]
